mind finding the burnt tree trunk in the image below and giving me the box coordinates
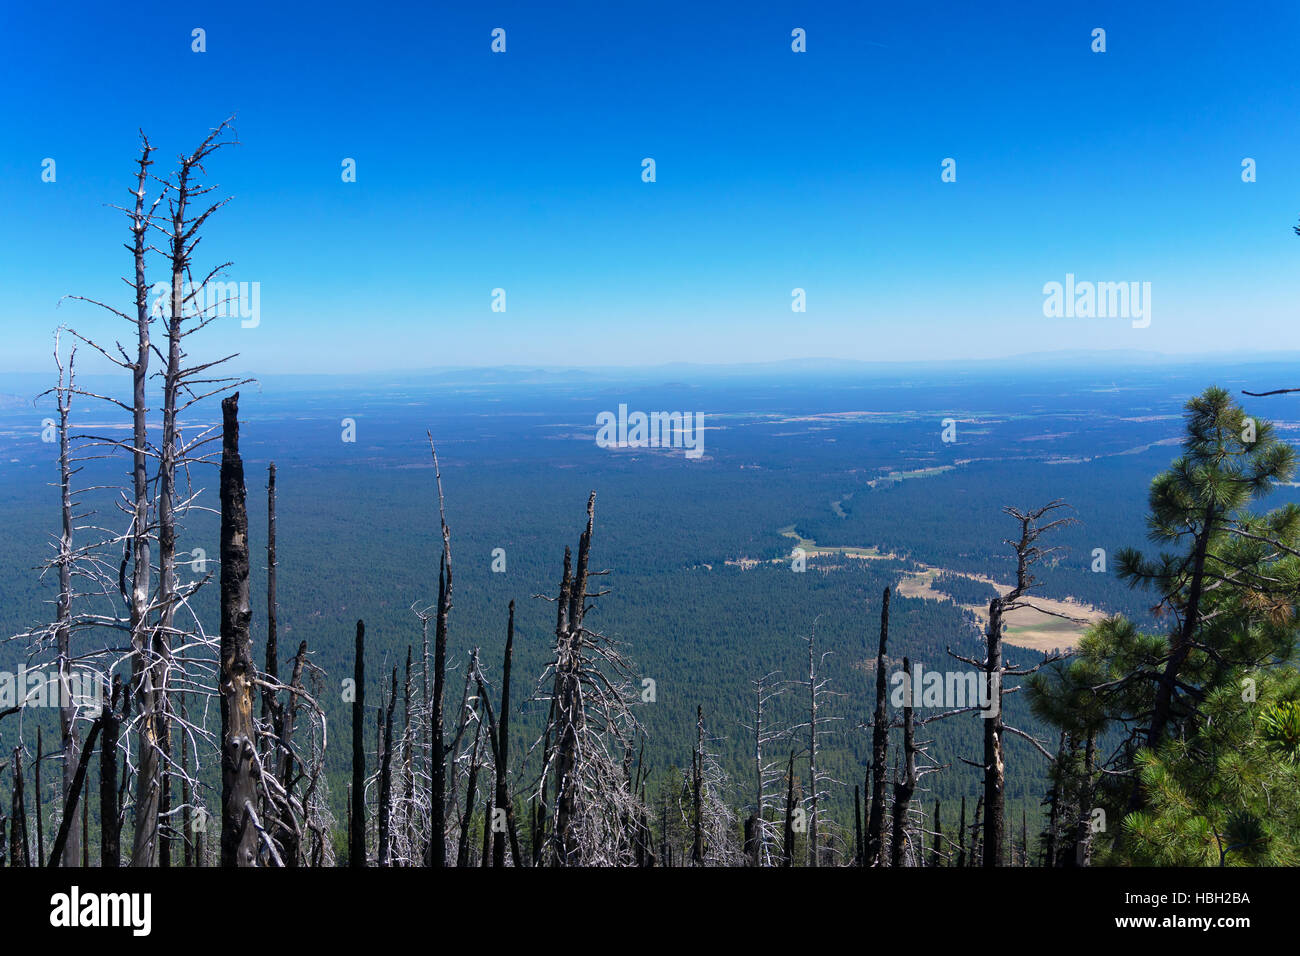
[218,393,257,867]
[10,748,30,867]
[930,799,943,867]
[46,716,102,867]
[692,704,704,865]
[100,676,121,868]
[377,669,397,866]
[34,730,44,866]
[1043,730,1067,866]
[956,795,967,868]
[264,463,279,718]
[853,784,863,867]
[426,436,453,868]
[429,557,449,867]
[890,657,917,867]
[350,620,366,868]
[492,601,515,867]
[866,587,890,866]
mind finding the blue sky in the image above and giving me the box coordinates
[2,0,1299,374]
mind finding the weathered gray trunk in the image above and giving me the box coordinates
[54,358,79,866]
[126,143,156,867]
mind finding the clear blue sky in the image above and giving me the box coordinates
[2,0,1299,374]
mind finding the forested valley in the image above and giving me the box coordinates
[2,125,1299,871]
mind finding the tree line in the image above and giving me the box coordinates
[3,125,1297,867]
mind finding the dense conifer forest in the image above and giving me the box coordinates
[1,124,1298,875]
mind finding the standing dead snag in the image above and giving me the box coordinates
[264,464,279,723]
[378,668,398,866]
[692,705,704,865]
[51,135,159,869]
[781,751,795,868]
[219,393,257,867]
[10,748,31,867]
[890,657,917,866]
[741,671,783,866]
[929,799,943,867]
[425,434,452,868]
[351,620,366,868]
[492,601,515,867]
[949,500,1076,868]
[138,118,246,867]
[956,795,967,867]
[101,676,122,867]
[534,493,645,866]
[792,618,840,867]
[866,588,890,866]
[853,785,863,867]
[46,716,104,867]
[49,125,245,868]
[41,336,82,866]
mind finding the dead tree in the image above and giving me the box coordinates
[929,799,943,867]
[956,794,967,867]
[533,493,645,865]
[866,587,890,865]
[1042,730,1067,865]
[218,393,257,866]
[492,601,515,867]
[426,435,453,868]
[970,793,984,866]
[10,749,30,867]
[42,337,82,866]
[781,751,795,868]
[34,730,44,865]
[854,785,863,866]
[889,657,918,866]
[378,668,398,866]
[692,706,704,864]
[791,618,840,867]
[685,706,741,867]
[351,620,366,867]
[53,123,247,867]
[741,671,784,866]
[264,464,279,722]
[455,668,486,867]
[46,716,104,867]
[949,501,1076,868]
[138,120,245,866]
[101,676,122,866]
